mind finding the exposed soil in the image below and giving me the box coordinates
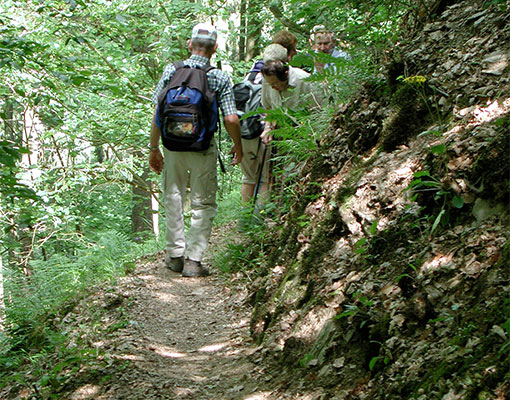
[58,245,275,400]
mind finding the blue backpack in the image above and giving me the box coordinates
[156,61,219,151]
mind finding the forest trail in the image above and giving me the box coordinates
[71,250,276,400]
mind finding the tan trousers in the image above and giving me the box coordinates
[162,145,218,262]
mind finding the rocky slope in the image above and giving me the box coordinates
[246,0,509,398]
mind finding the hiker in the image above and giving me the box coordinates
[245,30,299,84]
[260,44,322,137]
[236,32,299,230]
[309,25,350,74]
[256,44,322,207]
[148,22,243,277]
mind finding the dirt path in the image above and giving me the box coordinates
[69,251,278,400]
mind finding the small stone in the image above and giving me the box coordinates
[310,358,320,367]
[333,357,346,369]
[491,325,507,340]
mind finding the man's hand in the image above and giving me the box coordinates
[314,60,325,73]
[260,128,273,146]
[229,144,243,166]
[149,149,164,174]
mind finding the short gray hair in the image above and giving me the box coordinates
[262,43,288,63]
[310,25,335,41]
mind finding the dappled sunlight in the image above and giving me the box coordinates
[453,97,510,126]
[198,341,228,352]
[336,156,421,239]
[71,384,100,399]
[152,290,178,303]
[292,306,336,343]
[113,353,146,361]
[151,344,187,358]
[173,386,199,397]
[138,274,156,280]
[243,392,275,400]
[420,251,455,275]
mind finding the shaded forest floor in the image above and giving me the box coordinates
[42,235,284,400]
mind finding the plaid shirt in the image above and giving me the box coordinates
[151,54,237,117]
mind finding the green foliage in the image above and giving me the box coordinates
[261,103,333,211]
[406,169,464,236]
[3,231,157,329]
[395,262,417,284]
[0,230,160,394]
[334,291,375,329]
[369,354,389,371]
[398,75,445,131]
[0,141,37,202]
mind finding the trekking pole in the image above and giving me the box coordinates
[215,124,226,174]
[252,144,268,206]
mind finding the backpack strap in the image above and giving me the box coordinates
[201,64,215,74]
[173,61,186,70]
[246,60,264,83]
[247,70,259,83]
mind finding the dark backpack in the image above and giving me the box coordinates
[233,74,264,140]
[156,62,219,151]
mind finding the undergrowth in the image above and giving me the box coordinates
[0,230,161,397]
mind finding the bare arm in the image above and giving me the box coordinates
[149,106,164,174]
[223,114,243,165]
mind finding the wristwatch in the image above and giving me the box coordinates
[148,145,159,151]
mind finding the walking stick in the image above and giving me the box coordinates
[252,144,268,206]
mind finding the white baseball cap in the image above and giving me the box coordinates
[191,23,217,42]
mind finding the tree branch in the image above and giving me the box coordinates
[268,3,309,36]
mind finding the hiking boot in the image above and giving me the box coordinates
[165,254,184,272]
[182,259,209,277]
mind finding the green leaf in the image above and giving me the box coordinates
[40,374,51,387]
[429,144,447,154]
[413,170,430,178]
[72,76,89,86]
[430,209,446,234]
[369,219,378,235]
[333,310,356,320]
[14,87,26,97]
[451,195,464,208]
[418,129,442,137]
[419,181,442,188]
[0,153,16,167]
[493,116,509,127]
[395,273,411,283]
[369,356,379,371]
[355,237,367,248]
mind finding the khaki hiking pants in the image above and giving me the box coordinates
[162,145,218,262]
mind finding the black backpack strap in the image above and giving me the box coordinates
[247,70,259,83]
[201,64,215,74]
[173,61,186,70]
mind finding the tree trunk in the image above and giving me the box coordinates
[131,159,153,241]
[239,0,263,61]
[239,0,247,61]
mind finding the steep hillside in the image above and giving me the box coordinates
[246,1,509,398]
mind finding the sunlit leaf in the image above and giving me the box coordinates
[429,144,447,154]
